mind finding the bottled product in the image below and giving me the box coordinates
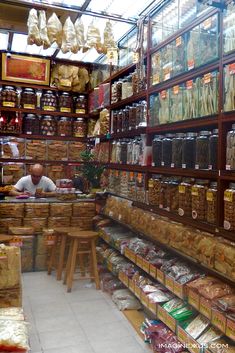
[129,104,137,130]
[209,129,218,170]
[116,80,122,101]
[23,114,40,135]
[122,107,129,132]
[111,111,118,134]
[191,179,209,220]
[159,177,168,209]
[152,135,163,167]
[117,111,123,133]
[120,140,128,164]
[111,82,118,104]
[195,131,211,169]
[74,95,87,114]
[73,117,87,137]
[41,90,57,111]
[132,71,138,95]
[162,134,174,167]
[138,101,147,127]
[57,117,72,137]
[206,182,217,224]
[1,86,17,107]
[21,88,36,109]
[178,178,194,216]
[136,173,146,203]
[120,171,128,197]
[127,140,133,165]
[224,183,235,231]
[226,124,235,170]
[122,78,128,100]
[166,177,180,212]
[128,172,136,200]
[172,133,184,168]
[58,92,72,113]
[148,175,162,206]
[40,115,57,136]
[182,132,197,168]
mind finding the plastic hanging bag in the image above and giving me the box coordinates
[47,12,62,47]
[38,10,50,49]
[61,17,78,54]
[27,8,41,46]
[74,18,85,50]
[85,22,102,52]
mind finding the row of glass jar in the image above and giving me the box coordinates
[110,136,147,165]
[151,14,218,86]
[149,71,218,126]
[0,86,87,114]
[111,70,146,104]
[111,101,147,134]
[152,129,218,170]
[22,114,87,138]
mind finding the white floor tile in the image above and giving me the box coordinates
[83,320,132,342]
[90,335,144,353]
[39,327,88,350]
[35,314,80,333]
[70,298,111,315]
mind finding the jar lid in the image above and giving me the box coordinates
[59,116,71,121]
[44,90,54,95]
[4,85,15,90]
[23,87,35,92]
[229,182,235,189]
[209,181,217,188]
[42,115,53,119]
[232,124,235,130]
[175,133,185,138]
[154,135,164,139]
[75,117,85,121]
[199,131,211,136]
[195,179,209,185]
[165,134,174,138]
[212,129,218,134]
[186,132,197,137]
[60,91,70,96]
[25,114,37,118]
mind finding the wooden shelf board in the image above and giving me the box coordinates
[123,310,146,340]
[110,91,146,110]
[111,127,147,139]
[108,164,148,172]
[220,171,235,181]
[0,106,89,118]
[0,158,83,164]
[148,166,218,178]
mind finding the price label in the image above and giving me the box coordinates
[165,276,174,292]
[129,171,134,180]
[148,180,154,188]
[191,187,199,196]
[206,191,215,202]
[176,36,182,47]
[166,312,176,332]
[45,235,56,246]
[200,297,212,320]
[188,289,200,310]
[60,107,71,113]
[179,185,186,194]
[152,74,160,85]
[203,17,212,30]
[164,69,171,81]
[160,90,167,99]
[211,309,226,333]
[174,281,184,299]
[188,60,195,71]
[161,162,165,167]
[137,173,143,183]
[173,85,179,94]
[171,163,175,168]
[157,269,165,284]
[182,163,186,169]
[43,106,56,111]
[158,305,166,323]
[142,259,150,273]
[186,80,193,89]
[203,73,212,84]
[224,191,234,202]
[2,101,15,107]
[229,63,235,75]
[76,109,86,114]
[24,104,35,109]
[9,236,23,247]
[195,164,199,170]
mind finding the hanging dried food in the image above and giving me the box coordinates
[103,21,116,52]
[74,18,85,51]
[27,8,41,46]
[61,17,78,54]
[47,12,62,47]
[38,10,50,49]
[85,22,102,53]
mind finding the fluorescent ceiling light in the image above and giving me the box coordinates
[0,32,9,50]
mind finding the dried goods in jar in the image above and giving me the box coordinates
[224,63,235,112]
[162,134,174,167]
[178,179,194,216]
[73,117,87,137]
[136,173,146,203]
[111,111,118,134]
[23,114,40,135]
[41,90,57,111]
[170,85,183,122]
[1,137,25,159]
[129,104,137,130]
[120,171,128,198]
[209,129,218,170]
[40,115,57,136]
[74,95,87,114]
[166,178,180,212]
[198,71,218,117]
[152,135,163,167]
[182,132,197,168]
[0,86,17,108]
[226,124,235,170]
[206,182,217,224]
[183,78,200,120]
[224,183,235,231]
[120,140,128,164]
[57,117,72,137]
[195,131,211,169]
[20,88,36,109]
[191,179,209,220]
[172,133,184,168]
[159,177,168,209]
[148,175,161,206]
[58,92,72,113]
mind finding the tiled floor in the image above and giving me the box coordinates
[22,272,151,353]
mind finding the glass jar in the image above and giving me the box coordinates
[40,115,57,136]
[152,135,163,167]
[21,88,36,109]
[132,138,141,165]
[136,173,146,203]
[129,104,137,130]
[206,182,217,224]
[75,95,87,114]
[224,183,235,231]
[111,141,117,163]
[126,75,133,97]
[117,110,123,133]
[116,140,122,163]
[23,114,40,135]
[132,70,138,95]
[73,117,87,137]
[182,132,197,169]
[120,171,128,197]
[122,107,129,132]
[120,140,128,164]
[57,117,72,137]
[195,131,211,169]
[159,177,168,209]
[226,124,235,170]
[178,178,194,217]
[166,177,180,212]
[111,82,117,104]
[59,92,72,113]
[148,174,162,206]
[127,140,133,164]
[41,90,57,111]
[191,179,209,221]
[162,134,174,167]
[209,129,218,170]
[128,172,136,200]
[122,78,128,100]
[116,80,122,101]
[1,86,17,108]
[138,101,147,127]
[135,103,142,128]
[111,111,118,134]
[172,133,184,168]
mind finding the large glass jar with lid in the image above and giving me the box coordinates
[152,135,163,167]
[182,132,197,169]
[57,117,72,137]
[138,101,147,127]
[73,117,87,137]
[23,114,40,135]
[117,110,123,133]
[120,140,128,164]
[21,88,36,109]
[195,131,211,169]
[191,179,209,220]
[224,183,235,231]
[159,177,168,209]
[111,111,118,134]
[41,90,57,111]
[74,95,87,114]
[59,92,72,113]
[1,86,17,108]
[127,140,133,164]
[209,129,218,170]
[129,104,137,130]
[148,174,162,206]
[166,177,181,212]
[226,124,235,170]
[178,178,194,217]
[162,134,174,167]
[122,107,129,132]
[206,181,217,224]
[172,133,184,168]
[40,115,57,136]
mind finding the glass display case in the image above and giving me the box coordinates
[223,2,235,54]
[198,71,218,117]
[224,63,235,112]
[162,1,179,41]
[169,85,184,122]
[151,51,161,86]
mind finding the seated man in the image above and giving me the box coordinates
[10,163,57,198]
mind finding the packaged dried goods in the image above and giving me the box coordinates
[46,164,66,182]
[170,305,194,321]
[72,202,95,217]
[0,86,17,108]
[169,85,184,122]
[0,244,21,289]
[23,218,47,232]
[172,133,184,168]
[195,232,216,268]
[0,203,24,218]
[178,178,194,216]
[1,137,25,159]
[148,175,161,206]
[27,8,40,45]
[206,182,217,224]
[199,14,218,66]
[23,114,40,135]
[187,25,200,70]
[112,289,141,310]
[198,71,218,117]
[213,294,235,312]
[25,203,49,218]
[214,239,235,279]
[50,203,72,217]
[48,217,70,228]
[47,12,62,46]
[70,216,93,229]
[41,90,57,111]
[120,171,128,198]
[183,78,199,120]
[161,134,174,167]
[58,92,72,113]
[0,218,22,233]
[185,314,210,339]
[20,87,36,109]
[2,163,24,185]
[47,140,68,161]
[199,282,233,300]
[0,319,29,352]
[158,90,170,124]
[162,298,185,313]
[0,307,24,320]
[8,226,34,235]
[187,276,220,291]
[226,124,235,170]
[0,287,22,308]
[57,117,72,137]
[197,326,222,345]
[224,183,235,231]
[195,131,211,169]
[25,139,46,160]
[191,179,209,220]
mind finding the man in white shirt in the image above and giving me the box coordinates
[10,164,57,198]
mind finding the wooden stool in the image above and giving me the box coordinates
[65,230,100,292]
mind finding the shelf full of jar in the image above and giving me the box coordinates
[0,133,86,142]
[0,158,84,164]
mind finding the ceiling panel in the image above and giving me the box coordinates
[11,33,57,56]
[0,32,9,50]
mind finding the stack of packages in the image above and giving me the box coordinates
[71,202,96,229]
[0,204,24,233]
[0,244,22,307]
